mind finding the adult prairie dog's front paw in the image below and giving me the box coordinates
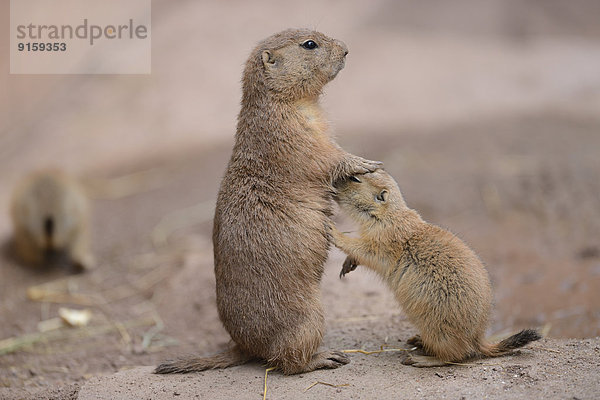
[349,156,383,175]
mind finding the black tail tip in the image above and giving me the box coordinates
[513,329,543,347]
[154,362,180,374]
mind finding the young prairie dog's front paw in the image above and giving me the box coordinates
[340,255,359,278]
[329,223,345,246]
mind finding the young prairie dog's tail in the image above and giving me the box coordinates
[154,346,252,374]
[479,329,542,358]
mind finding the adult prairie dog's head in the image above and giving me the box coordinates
[335,170,406,222]
[243,29,348,102]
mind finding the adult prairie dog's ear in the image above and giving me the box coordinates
[376,190,388,203]
[262,50,276,67]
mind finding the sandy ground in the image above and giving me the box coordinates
[74,338,600,400]
[1,117,599,399]
[1,0,600,399]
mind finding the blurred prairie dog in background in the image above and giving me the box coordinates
[10,169,94,272]
[331,170,541,367]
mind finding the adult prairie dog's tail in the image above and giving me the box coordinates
[479,329,542,358]
[154,346,252,374]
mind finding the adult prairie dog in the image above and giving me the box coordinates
[10,169,94,272]
[155,29,381,375]
[331,170,540,367]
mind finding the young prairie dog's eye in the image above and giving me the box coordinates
[301,40,318,50]
[349,176,361,183]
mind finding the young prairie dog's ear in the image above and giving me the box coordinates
[262,50,276,67]
[376,190,388,203]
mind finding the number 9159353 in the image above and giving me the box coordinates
[18,42,67,51]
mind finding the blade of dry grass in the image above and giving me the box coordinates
[342,345,413,355]
[303,381,350,392]
[262,367,276,400]
[0,317,155,356]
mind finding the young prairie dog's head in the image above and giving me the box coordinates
[244,29,348,101]
[335,170,406,222]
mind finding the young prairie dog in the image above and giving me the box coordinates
[331,170,540,367]
[155,29,381,375]
[10,169,94,272]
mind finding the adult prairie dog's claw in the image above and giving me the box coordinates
[354,157,383,174]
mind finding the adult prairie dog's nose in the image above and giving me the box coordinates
[335,39,349,56]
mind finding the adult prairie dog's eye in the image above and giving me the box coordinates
[301,40,318,50]
[349,176,361,183]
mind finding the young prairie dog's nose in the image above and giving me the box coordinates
[335,39,349,56]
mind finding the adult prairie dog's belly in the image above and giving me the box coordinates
[216,195,330,270]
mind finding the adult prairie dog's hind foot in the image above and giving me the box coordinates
[306,350,350,372]
[277,349,350,374]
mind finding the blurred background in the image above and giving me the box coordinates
[1,0,599,393]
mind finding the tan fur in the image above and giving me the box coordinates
[332,170,540,367]
[155,29,381,375]
[10,169,94,272]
